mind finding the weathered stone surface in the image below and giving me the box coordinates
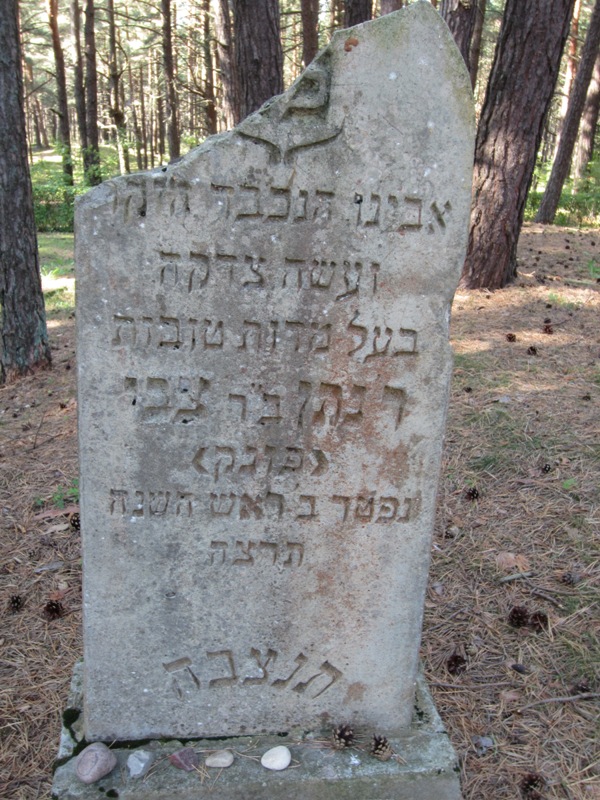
[77,1,474,742]
[75,742,117,784]
[52,669,462,799]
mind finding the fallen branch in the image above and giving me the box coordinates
[498,571,534,584]
[514,692,600,714]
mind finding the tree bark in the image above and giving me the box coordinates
[344,0,371,27]
[139,63,148,168]
[381,0,402,14]
[574,49,600,180]
[84,0,101,184]
[48,0,73,184]
[468,0,486,88]
[161,0,180,159]
[0,0,52,383]
[330,0,344,36]
[214,0,239,127]
[70,0,87,151]
[555,0,582,155]
[461,0,575,290]
[440,0,478,71]
[106,0,129,173]
[233,0,283,121]
[203,0,218,135]
[128,62,143,170]
[536,0,600,223]
[301,0,319,66]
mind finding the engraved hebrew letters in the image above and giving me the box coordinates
[77,3,475,742]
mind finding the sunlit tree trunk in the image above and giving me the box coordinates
[555,0,582,156]
[106,0,129,173]
[461,0,575,289]
[301,0,319,66]
[468,0,486,88]
[70,0,87,152]
[0,0,52,383]
[344,0,371,27]
[233,0,283,121]
[214,0,239,127]
[573,50,600,181]
[203,0,218,135]
[84,0,101,184]
[161,0,180,159]
[49,0,73,184]
[441,0,478,72]
[536,0,600,223]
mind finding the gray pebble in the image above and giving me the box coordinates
[205,749,234,768]
[127,749,154,778]
[75,742,117,784]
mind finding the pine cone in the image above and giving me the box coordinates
[332,723,354,749]
[370,734,393,761]
[520,772,545,798]
[447,653,467,676]
[44,600,64,620]
[9,595,23,613]
[69,512,81,531]
[508,606,530,628]
[560,571,579,586]
[529,611,548,632]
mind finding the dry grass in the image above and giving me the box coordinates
[0,224,599,799]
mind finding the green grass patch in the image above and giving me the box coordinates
[44,286,75,313]
[38,233,74,278]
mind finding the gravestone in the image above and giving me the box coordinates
[55,2,473,796]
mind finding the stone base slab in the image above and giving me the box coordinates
[52,663,462,800]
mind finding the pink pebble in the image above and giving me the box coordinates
[75,742,117,784]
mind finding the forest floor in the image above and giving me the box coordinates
[0,224,599,800]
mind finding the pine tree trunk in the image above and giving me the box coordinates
[0,0,52,383]
[468,0,486,88]
[536,0,600,223]
[330,0,344,36]
[440,0,478,71]
[106,0,128,173]
[233,0,283,121]
[555,0,582,156]
[344,0,371,27]
[49,0,73,184]
[161,0,180,159]
[574,50,600,180]
[381,1,402,14]
[70,0,87,151]
[139,63,148,168]
[461,0,575,290]
[128,62,143,170]
[301,0,319,66]
[84,0,101,184]
[214,0,239,127]
[203,0,218,135]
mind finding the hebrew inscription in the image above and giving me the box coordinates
[77,3,475,741]
[163,647,343,701]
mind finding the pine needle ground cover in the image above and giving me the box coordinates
[0,225,598,799]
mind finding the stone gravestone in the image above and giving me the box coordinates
[55,3,473,797]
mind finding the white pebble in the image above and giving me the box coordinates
[260,745,291,771]
[205,749,234,768]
